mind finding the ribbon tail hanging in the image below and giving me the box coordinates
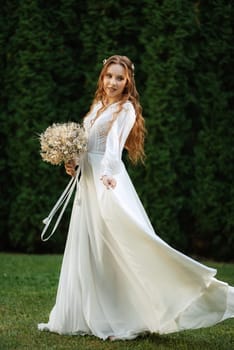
[41,166,81,242]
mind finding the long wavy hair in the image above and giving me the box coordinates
[88,55,146,164]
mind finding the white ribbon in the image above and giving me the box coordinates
[41,166,81,242]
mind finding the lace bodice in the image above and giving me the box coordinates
[84,101,136,176]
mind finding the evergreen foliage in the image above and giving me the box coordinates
[191,1,234,259]
[140,1,198,250]
[0,1,233,260]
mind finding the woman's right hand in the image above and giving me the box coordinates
[101,175,117,189]
[65,160,77,177]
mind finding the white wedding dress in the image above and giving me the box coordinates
[38,101,234,340]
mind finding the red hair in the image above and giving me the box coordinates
[90,55,146,164]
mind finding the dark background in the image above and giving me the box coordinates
[0,0,233,260]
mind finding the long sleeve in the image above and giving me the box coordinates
[101,102,136,176]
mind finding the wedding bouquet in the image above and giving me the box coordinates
[40,122,87,242]
[39,122,87,165]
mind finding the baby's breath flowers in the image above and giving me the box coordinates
[39,122,87,165]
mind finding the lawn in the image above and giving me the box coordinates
[0,253,233,350]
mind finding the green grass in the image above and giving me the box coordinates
[0,253,233,350]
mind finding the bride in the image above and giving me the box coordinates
[38,55,234,340]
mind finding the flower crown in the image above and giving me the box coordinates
[103,58,135,73]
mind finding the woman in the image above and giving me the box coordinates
[38,55,234,340]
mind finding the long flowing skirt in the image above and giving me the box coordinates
[38,153,234,340]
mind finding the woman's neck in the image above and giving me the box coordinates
[103,97,120,106]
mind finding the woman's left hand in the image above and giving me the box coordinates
[101,175,117,189]
[65,160,77,177]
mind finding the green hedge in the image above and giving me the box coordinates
[0,1,233,259]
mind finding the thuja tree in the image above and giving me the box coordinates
[0,0,233,259]
[139,0,199,250]
[3,0,58,252]
[0,1,18,250]
[39,0,86,118]
[3,0,84,252]
[78,0,145,103]
[191,1,234,259]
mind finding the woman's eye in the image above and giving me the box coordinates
[117,76,124,81]
[106,74,112,78]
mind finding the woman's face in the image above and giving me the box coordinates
[103,63,127,103]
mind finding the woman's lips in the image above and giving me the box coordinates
[107,87,117,93]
